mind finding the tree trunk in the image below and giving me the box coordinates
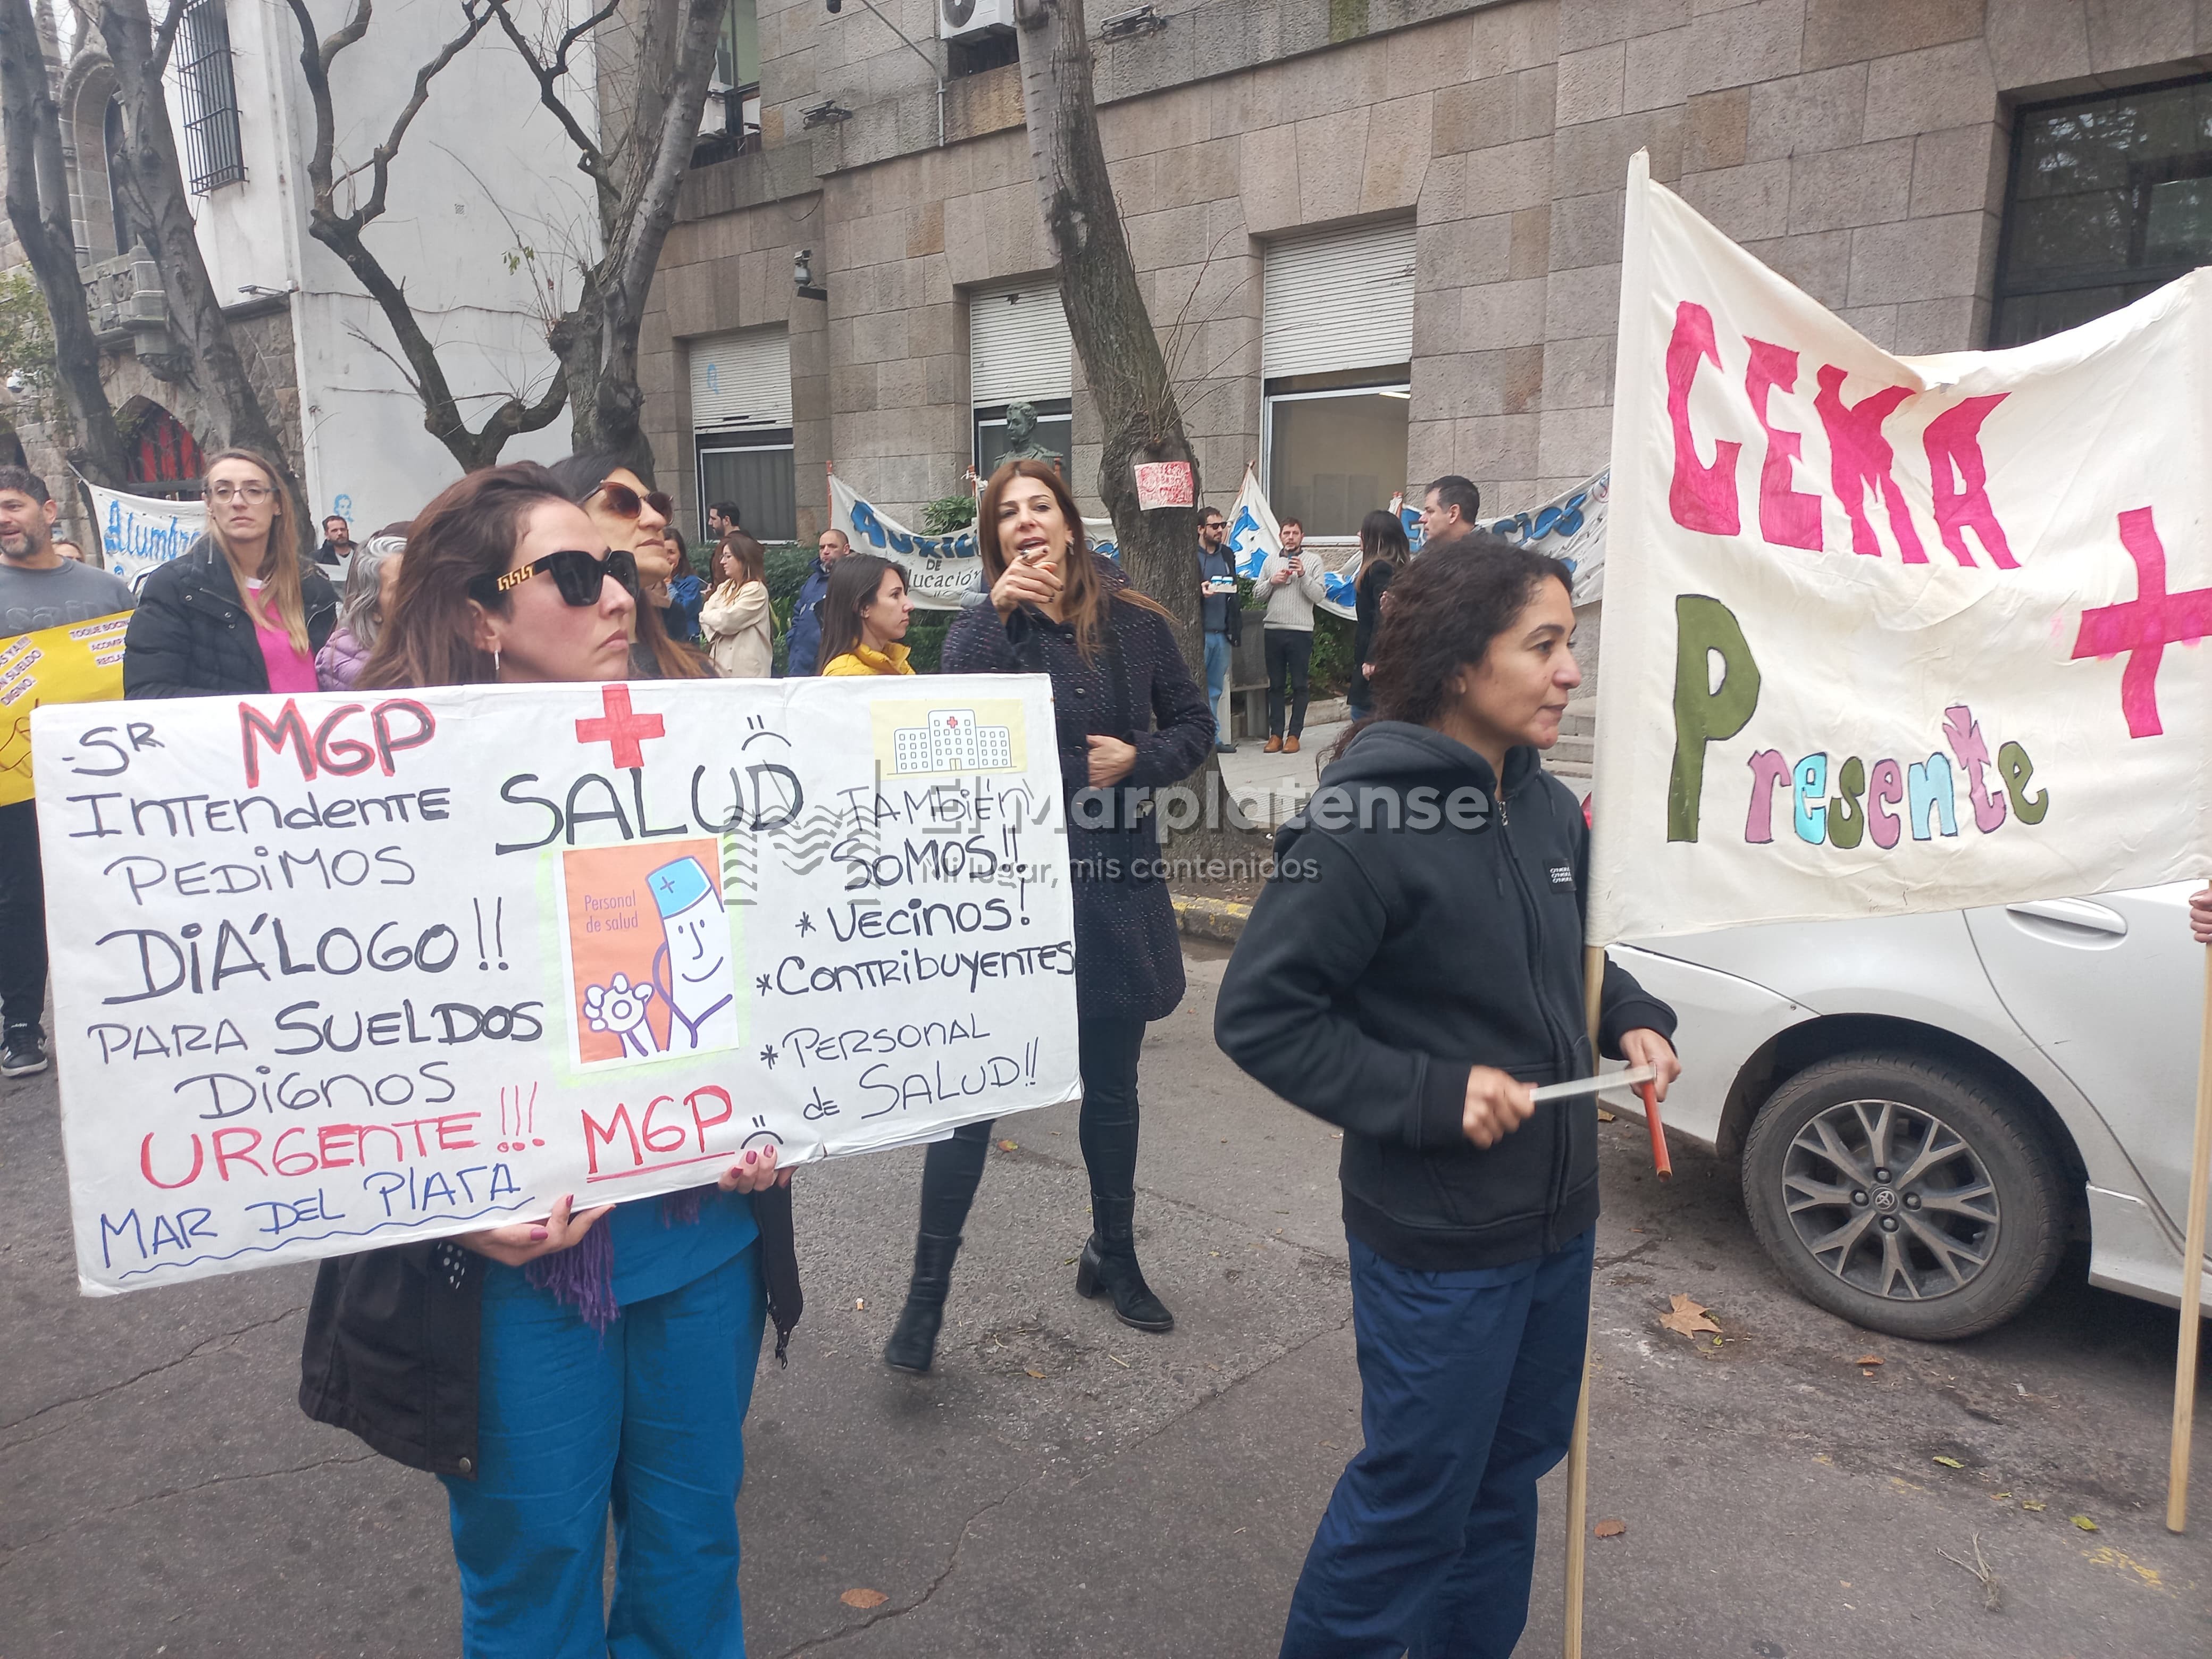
[559,0,723,479]
[1012,0,1257,852]
[0,0,132,485]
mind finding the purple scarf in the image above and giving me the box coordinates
[525,1188,707,1333]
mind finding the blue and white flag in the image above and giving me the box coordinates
[1225,467,1360,620]
[79,476,205,589]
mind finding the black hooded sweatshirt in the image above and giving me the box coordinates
[1214,723,1675,1271]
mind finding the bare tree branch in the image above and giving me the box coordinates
[149,0,187,74]
[484,0,619,222]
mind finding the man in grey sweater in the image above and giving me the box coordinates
[1259,515,1328,753]
[0,466,135,1077]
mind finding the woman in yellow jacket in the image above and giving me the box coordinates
[817,552,917,676]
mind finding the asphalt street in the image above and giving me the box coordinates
[3,948,2207,1657]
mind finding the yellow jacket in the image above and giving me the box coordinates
[821,642,915,676]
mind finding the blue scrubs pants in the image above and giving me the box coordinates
[1280,1229,1594,1659]
[442,1243,767,1658]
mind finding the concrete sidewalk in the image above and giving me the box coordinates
[3,955,2207,1656]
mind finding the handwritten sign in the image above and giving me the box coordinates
[33,676,1080,1294]
[82,479,205,586]
[1587,154,2211,944]
[1,611,129,808]
[1134,460,1194,510]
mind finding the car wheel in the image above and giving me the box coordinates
[1740,1053,2069,1341]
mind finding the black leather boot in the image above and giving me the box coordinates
[883,1231,963,1373]
[1075,1195,1174,1333]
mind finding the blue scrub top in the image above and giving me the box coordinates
[607,1185,758,1307]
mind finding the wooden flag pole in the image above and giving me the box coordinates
[2167,943,2212,1532]
[1562,944,1606,1658]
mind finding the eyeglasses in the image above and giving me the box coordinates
[591,481,674,522]
[206,482,273,504]
[1201,522,1225,533]
[468,548,638,608]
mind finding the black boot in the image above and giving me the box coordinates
[1075,1195,1174,1333]
[883,1231,963,1373]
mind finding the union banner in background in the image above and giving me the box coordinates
[830,471,1116,610]
[33,675,1080,1294]
[0,611,129,807]
[1479,470,1610,605]
[1225,466,1360,620]
[79,475,205,585]
[1588,153,2211,945]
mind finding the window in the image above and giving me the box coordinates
[970,282,1072,473]
[174,0,245,193]
[696,0,763,163]
[1262,224,1414,538]
[691,328,795,541]
[103,98,135,253]
[949,31,1018,77]
[1993,74,2212,347]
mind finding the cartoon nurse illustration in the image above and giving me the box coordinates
[580,853,739,1057]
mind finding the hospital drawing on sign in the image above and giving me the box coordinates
[892,710,1012,775]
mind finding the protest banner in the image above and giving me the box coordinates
[831,470,1116,609]
[1479,470,1610,605]
[1224,467,1360,619]
[79,475,205,586]
[33,675,1081,1295]
[1568,150,2212,1629]
[0,611,129,807]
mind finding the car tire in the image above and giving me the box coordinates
[1740,1052,2069,1341]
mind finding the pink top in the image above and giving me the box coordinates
[245,579,319,693]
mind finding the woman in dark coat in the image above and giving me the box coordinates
[123,448,338,698]
[881,459,1214,1371]
[1346,507,1409,719]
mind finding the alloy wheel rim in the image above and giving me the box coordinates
[1779,1097,2000,1301]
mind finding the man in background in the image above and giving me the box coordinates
[1196,506,1239,753]
[0,466,134,1077]
[315,514,356,568]
[707,500,742,540]
[52,539,86,563]
[785,526,850,677]
[1259,515,1327,755]
[1419,475,1481,552]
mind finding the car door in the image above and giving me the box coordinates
[1963,883,2200,1230]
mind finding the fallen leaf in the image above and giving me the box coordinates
[1596,1109,1616,1122]
[1593,1518,1626,1538]
[1933,1456,1966,1469]
[1024,1368,1045,1379]
[841,1589,887,1609]
[2072,1515,2099,1532]
[2022,1501,2047,1512]
[1658,1294,1721,1337]
[996,1139,1018,1152]
[1855,1354,1883,1367]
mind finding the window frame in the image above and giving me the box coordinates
[694,428,797,544]
[1261,374,1411,547]
[174,0,246,194]
[972,397,1074,478]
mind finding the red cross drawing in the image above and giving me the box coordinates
[574,685,665,769]
[2070,505,2212,739]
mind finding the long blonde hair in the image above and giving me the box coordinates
[204,447,310,656]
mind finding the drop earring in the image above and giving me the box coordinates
[492,647,501,676]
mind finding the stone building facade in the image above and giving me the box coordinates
[644,0,2212,555]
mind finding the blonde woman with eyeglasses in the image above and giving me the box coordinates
[123,448,340,698]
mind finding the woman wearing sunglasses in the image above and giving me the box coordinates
[301,463,795,1658]
[124,448,339,698]
[816,553,917,676]
[546,453,705,678]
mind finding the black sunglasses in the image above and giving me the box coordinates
[591,480,675,521]
[469,548,639,608]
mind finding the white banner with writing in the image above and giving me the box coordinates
[1588,154,2211,944]
[35,676,1080,1294]
[1479,471,1610,606]
[831,473,1117,610]
[80,476,205,586]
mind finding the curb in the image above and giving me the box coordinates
[1171,893,1251,943]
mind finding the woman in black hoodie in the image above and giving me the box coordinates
[1216,541,1679,1659]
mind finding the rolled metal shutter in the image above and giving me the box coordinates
[1262,223,1417,380]
[690,328,792,432]
[969,282,1072,405]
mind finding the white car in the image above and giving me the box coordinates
[1613,883,2206,1340]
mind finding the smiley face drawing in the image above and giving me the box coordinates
[647,854,740,1053]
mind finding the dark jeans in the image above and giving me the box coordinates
[0,801,46,1033]
[1279,1229,1594,1659]
[1264,629,1314,738]
[917,1016,1146,1237]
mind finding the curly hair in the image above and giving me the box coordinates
[1336,534,1571,756]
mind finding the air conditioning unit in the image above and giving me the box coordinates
[939,0,1015,41]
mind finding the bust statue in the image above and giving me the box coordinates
[1000,401,1063,467]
